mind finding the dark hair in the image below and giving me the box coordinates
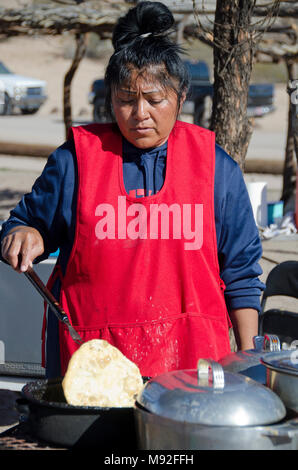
[104,1,190,119]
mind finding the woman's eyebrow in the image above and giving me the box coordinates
[118,88,161,95]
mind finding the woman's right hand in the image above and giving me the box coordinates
[1,225,44,273]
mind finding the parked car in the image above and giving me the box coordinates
[0,61,47,115]
[88,60,275,127]
[88,78,107,123]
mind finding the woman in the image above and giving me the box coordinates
[0,2,263,378]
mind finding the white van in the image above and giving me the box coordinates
[0,61,47,115]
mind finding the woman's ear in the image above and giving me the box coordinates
[178,91,187,115]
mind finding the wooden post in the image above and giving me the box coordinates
[210,0,255,170]
[282,61,298,215]
[63,33,87,139]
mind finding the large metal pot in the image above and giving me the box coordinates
[18,377,141,449]
[261,349,298,414]
[134,359,298,450]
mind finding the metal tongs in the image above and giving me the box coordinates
[24,265,83,345]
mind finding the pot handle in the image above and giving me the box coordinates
[197,359,225,389]
[253,334,281,351]
[264,334,281,351]
[261,419,298,443]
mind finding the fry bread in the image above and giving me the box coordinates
[62,339,143,407]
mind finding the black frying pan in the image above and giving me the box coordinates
[17,377,149,449]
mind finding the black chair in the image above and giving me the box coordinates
[258,260,298,345]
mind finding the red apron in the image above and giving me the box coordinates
[44,121,231,376]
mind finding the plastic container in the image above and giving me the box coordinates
[267,201,284,225]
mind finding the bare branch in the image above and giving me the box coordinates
[0,3,130,37]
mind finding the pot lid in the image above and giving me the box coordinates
[137,359,286,426]
[219,335,281,382]
[261,350,298,376]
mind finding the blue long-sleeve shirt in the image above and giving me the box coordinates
[0,135,264,377]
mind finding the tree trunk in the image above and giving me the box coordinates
[63,33,87,139]
[281,59,297,208]
[210,0,255,170]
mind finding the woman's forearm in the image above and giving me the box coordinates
[229,308,259,350]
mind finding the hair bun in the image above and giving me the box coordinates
[112,1,175,51]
